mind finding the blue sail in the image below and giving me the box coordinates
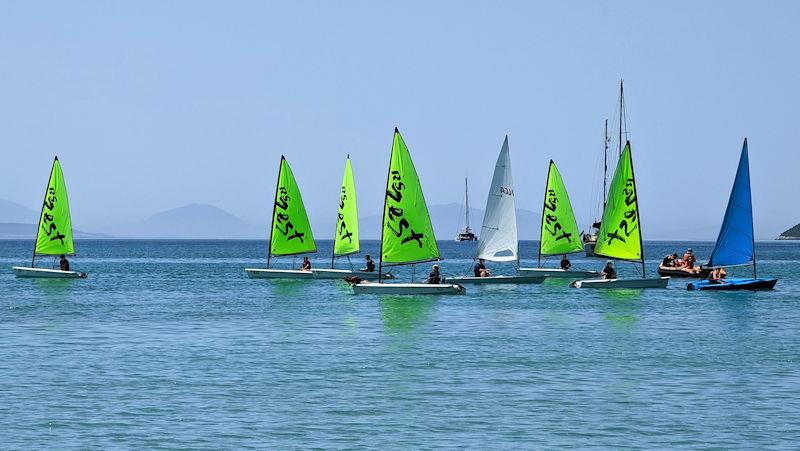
[707,139,754,268]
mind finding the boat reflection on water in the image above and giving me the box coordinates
[379,296,434,334]
[600,289,642,332]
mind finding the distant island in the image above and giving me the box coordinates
[777,223,800,240]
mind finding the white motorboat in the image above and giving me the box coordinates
[12,267,86,279]
[571,277,670,289]
[351,282,465,295]
[517,267,599,278]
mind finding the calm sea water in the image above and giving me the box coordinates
[1,239,799,449]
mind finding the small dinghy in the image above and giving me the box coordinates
[657,265,709,279]
[351,128,464,295]
[244,156,318,280]
[13,157,87,279]
[572,140,668,289]
[686,139,777,292]
[445,136,545,285]
[518,160,599,279]
[12,267,86,279]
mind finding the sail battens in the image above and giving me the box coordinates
[593,142,643,262]
[270,156,316,257]
[539,161,583,257]
[475,136,518,262]
[380,129,440,266]
[34,157,75,256]
[333,157,360,257]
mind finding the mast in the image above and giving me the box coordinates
[464,177,470,230]
[626,141,646,277]
[31,156,59,268]
[745,137,757,279]
[618,79,624,156]
[266,156,284,269]
[378,129,398,283]
[603,119,609,209]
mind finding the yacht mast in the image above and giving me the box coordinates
[464,177,470,230]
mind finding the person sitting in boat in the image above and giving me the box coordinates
[361,254,376,272]
[602,261,616,280]
[662,253,678,267]
[682,248,697,270]
[301,256,312,271]
[59,255,70,272]
[709,267,728,284]
[560,255,571,270]
[425,265,441,284]
[473,258,491,277]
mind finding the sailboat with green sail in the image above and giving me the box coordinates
[571,142,669,289]
[13,156,87,278]
[517,160,599,278]
[312,156,392,280]
[446,136,546,284]
[351,128,465,295]
[245,156,317,279]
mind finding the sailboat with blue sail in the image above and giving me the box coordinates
[687,139,778,291]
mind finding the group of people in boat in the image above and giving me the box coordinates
[660,248,698,271]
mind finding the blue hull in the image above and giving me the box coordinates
[687,278,778,291]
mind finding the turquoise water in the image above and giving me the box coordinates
[1,239,799,448]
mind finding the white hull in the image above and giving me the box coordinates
[12,266,86,279]
[351,282,466,295]
[517,267,600,278]
[445,275,546,284]
[571,277,670,289]
[311,268,392,280]
[244,268,313,279]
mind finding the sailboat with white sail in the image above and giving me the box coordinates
[455,177,477,241]
[13,157,87,278]
[572,142,669,289]
[351,128,465,295]
[517,160,599,278]
[312,156,392,280]
[687,139,777,291]
[245,156,317,279]
[446,136,545,284]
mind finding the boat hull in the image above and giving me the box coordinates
[657,265,710,279]
[687,278,778,291]
[244,268,313,279]
[445,275,546,284]
[571,277,670,289]
[12,267,86,279]
[517,267,600,278]
[311,268,392,280]
[351,282,466,295]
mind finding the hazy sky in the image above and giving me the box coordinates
[1,1,797,239]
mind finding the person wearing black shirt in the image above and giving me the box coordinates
[560,255,571,270]
[362,254,376,272]
[602,261,616,280]
[425,265,441,284]
[59,255,70,272]
[473,258,490,277]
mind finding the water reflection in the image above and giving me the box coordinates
[600,289,642,331]
[379,296,433,333]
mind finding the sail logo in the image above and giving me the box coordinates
[499,186,514,196]
[604,178,638,247]
[386,170,425,247]
[41,187,67,245]
[274,186,306,243]
[337,186,354,243]
[543,189,573,243]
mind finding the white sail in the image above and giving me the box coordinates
[475,136,518,262]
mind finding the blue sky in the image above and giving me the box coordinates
[0,1,797,239]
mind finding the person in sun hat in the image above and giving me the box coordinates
[682,248,697,270]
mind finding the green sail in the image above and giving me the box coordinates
[333,156,359,256]
[270,156,316,256]
[539,160,583,256]
[593,142,643,261]
[381,129,440,265]
[35,157,75,256]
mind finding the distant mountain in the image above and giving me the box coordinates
[777,223,800,240]
[0,222,109,239]
[107,203,263,239]
[316,203,540,240]
[0,199,38,223]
